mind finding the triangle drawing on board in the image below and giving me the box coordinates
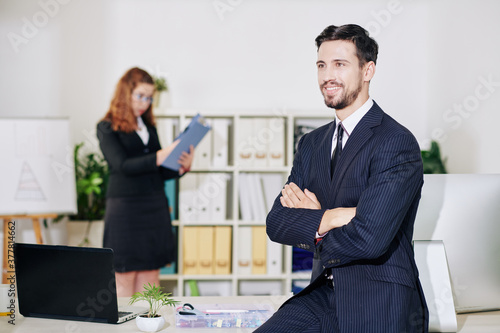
[15,161,46,201]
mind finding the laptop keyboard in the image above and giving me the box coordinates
[118,311,133,317]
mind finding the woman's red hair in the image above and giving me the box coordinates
[102,67,156,133]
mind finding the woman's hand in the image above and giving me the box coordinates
[178,145,194,175]
[156,140,180,166]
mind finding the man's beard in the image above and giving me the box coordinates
[323,81,362,110]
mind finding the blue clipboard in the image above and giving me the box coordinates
[161,114,211,171]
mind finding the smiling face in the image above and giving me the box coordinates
[131,83,155,118]
[317,40,374,119]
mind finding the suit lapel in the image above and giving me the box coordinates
[309,121,335,199]
[330,102,384,197]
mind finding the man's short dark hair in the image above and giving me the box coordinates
[315,24,378,67]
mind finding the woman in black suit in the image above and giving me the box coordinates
[97,67,193,297]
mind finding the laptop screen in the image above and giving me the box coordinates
[14,243,119,323]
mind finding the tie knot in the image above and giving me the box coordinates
[337,123,344,145]
[337,123,344,142]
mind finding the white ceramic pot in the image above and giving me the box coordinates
[135,315,165,332]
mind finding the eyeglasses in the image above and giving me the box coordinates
[132,93,153,104]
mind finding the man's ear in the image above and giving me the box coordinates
[364,61,376,82]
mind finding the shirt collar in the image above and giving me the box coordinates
[136,116,146,130]
[135,116,150,145]
[335,97,373,137]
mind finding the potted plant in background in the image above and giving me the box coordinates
[129,283,179,332]
[153,75,170,109]
[421,140,447,174]
[67,142,109,247]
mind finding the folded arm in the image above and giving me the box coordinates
[280,182,356,235]
[266,134,330,250]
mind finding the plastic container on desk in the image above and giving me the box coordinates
[175,303,274,329]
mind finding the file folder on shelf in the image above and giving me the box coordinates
[236,118,254,168]
[260,173,285,213]
[164,179,177,220]
[211,118,229,168]
[267,238,283,276]
[156,117,177,147]
[238,226,252,275]
[179,173,199,222]
[214,226,232,275]
[250,173,268,221]
[162,114,211,171]
[180,173,229,223]
[267,118,285,167]
[238,174,253,221]
[252,118,268,168]
[192,124,212,169]
[196,174,211,222]
[252,226,267,275]
[160,262,176,275]
[198,227,215,275]
[183,226,200,275]
[209,174,229,221]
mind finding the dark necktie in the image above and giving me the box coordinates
[330,123,344,178]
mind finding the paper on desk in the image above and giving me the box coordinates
[161,114,211,171]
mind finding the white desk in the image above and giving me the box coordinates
[0,296,287,333]
[1,296,500,332]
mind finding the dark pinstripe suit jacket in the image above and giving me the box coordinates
[266,101,428,332]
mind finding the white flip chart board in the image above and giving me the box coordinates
[0,118,77,215]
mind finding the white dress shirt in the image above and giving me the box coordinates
[330,98,373,156]
[135,116,150,145]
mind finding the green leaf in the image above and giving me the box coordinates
[69,142,109,221]
[421,140,447,174]
[129,283,179,318]
[153,76,168,92]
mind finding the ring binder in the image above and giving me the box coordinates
[161,114,211,171]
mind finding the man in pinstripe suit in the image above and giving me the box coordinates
[256,24,428,332]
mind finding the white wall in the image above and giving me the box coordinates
[1,0,499,173]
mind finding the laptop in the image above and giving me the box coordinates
[14,243,148,324]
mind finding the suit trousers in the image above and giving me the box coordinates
[255,281,339,333]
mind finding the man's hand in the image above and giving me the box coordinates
[280,182,321,209]
[318,207,356,235]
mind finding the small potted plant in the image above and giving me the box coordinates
[153,75,169,108]
[129,283,179,332]
[421,140,447,174]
